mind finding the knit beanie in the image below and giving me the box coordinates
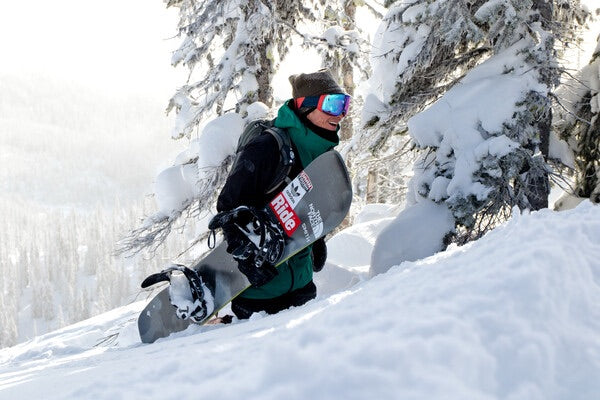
[289,69,344,98]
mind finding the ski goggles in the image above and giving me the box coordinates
[294,93,351,117]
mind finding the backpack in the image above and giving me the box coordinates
[235,119,295,195]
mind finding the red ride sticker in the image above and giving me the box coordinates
[269,193,301,237]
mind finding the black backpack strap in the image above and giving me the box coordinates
[264,126,294,194]
[236,119,269,152]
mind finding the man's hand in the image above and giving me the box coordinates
[209,206,285,287]
[237,259,279,287]
[311,237,327,272]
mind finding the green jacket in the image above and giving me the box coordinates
[240,102,339,299]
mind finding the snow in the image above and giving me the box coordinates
[361,93,390,126]
[154,113,244,217]
[474,0,508,23]
[407,40,547,205]
[322,26,345,46]
[370,200,454,277]
[168,269,215,321]
[367,2,430,107]
[402,3,427,24]
[154,164,199,218]
[408,40,544,148]
[1,201,599,400]
[245,102,270,121]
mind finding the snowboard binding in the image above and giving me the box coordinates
[209,206,286,269]
[141,264,215,323]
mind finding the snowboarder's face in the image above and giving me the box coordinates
[306,108,344,131]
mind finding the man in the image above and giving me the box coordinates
[214,69,351,319]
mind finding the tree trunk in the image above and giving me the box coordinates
[340,0,356,141]
[255,43,274,107]
[367,169,378,203]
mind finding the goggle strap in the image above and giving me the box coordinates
[294,97,305,109]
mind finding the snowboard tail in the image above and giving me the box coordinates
[138,151,352,343]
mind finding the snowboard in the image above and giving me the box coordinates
[138,150,352,344]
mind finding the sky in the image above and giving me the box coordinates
[0,0,184,97]
[0,0,323,101]
[0,1,193,209]
[1,1,597,98]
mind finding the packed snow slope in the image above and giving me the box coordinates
[1,202,599,400]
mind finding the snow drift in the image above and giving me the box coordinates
[1,202,599,400]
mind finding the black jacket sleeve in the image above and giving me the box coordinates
[310,237,327,272]
[216,134,281,212]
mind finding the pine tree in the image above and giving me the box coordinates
[0,295,17,348]
[367,0,588,242]
[0,257,18,347]
[0,197,197,348]
[166,0,325,138]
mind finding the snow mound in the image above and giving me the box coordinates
[370,199,454,276]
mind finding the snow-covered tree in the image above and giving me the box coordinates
[118,0,372,255]
[365,0,588,243]
[166,0,301,138]
[0,197,194,348]
[165,0,368,138]
[555,33,600,203]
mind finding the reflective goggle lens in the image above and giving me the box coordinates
[295,94,351,116]
[319,94,351,116]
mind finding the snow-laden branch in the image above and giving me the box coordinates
[116,112,247,257]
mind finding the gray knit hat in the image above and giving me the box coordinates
[289,69,345,98]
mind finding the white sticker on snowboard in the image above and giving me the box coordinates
[269,171,313,237]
